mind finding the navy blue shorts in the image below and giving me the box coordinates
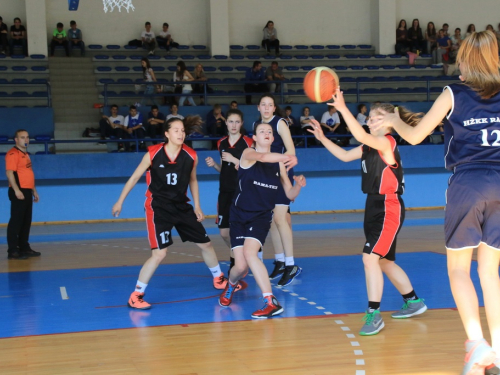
[445,164,500,250]
[229,207,273,249]
[275,168,294,206]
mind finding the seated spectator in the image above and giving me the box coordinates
[450,27,463,62]
[425,22,437,55]
[266,61,291,103]
[9,17,27,56]
[206,104,226,137]
[124,105,146,150]
[192,63,212,105]
[356,104,369,128]
[244,61,267,105]
[407,18,424,53]
[99,104,128,151]
[50,22,69,57]
[466,24,476,37]
[67,20,85,56]
[283,105,300,137]
[174,60,196,106]
[442,23,450,37]
[230,100,238,109]
[262,20,279,56]
[156,22,179,52]
[320,106,341,133]
[141,21,156,55]
[433,29,451,65]
[395,19,410,55]
[146,105,166,143]
[0,17,8,55]
[166,104,184,120]
[300,106,316,147]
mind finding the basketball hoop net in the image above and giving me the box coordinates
[103,0,135,13]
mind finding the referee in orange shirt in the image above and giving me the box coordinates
[5,129,41,260]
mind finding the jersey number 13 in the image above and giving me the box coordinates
[166,173,178,185]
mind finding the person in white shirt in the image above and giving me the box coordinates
[320,106,340,133]
[99,104,128,151]
[156,22,178,52]
[141,22,156,55]
[165,104,185,120]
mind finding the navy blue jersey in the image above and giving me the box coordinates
[361,135,404,195]
[233,158,281,212]
[146,143,196,204]
[253,116,287,154]
[444,83,500,170]
[217,135,253,192]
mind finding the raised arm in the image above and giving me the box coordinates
[241,147,297,170]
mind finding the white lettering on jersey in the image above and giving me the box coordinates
[253,181,278,189]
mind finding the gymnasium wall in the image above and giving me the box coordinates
[0,0,26,27]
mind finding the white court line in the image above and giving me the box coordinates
[334,320,344,324]
[351,341,360,347]
[323,311,333,315]
[341,326,350,331]
[354,350,363,355]
[346,334,355,338]
[356,359,365,365]
[356,371,366,375]
[60,286,69,300]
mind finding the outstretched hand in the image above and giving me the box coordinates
[306,119,325,141]
[283,155,298,171]
[368,107,401,133]
[327,87,348,112]
[293,174,307,187]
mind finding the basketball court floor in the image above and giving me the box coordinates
[0,210,488,374]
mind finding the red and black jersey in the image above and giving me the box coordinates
[361,135,404,195]
[217,135,253,192]
[145,143,197,204]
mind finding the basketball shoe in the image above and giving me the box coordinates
[359,309,385,336]
[462,339,496,375]
[213,272,228,290]
[251,295,283,319]
[219,281,239,307]
[486,360,500,375]
[277,265,302,287]
[391,298,427,319]
[128,291,151,310]
[269,260,285,280]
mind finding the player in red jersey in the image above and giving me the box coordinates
[112,116,228,310]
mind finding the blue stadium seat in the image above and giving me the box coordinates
[12,66,27,71]
[235,66,249,71]
[124,45,138,50]
[280,45,292,50]
[34,135,52,141]
[311,45,325,49]
[295,45,308,49]
[396,88,412,93]
[246,45,260,50]
[372,76,387,81]
[420,54,432,58]
[208,78,222,83]
[380,88,396,93]
[129,55,143,60]
[290,77,303,82]
[167,66,177,72]
[358,55,372,59]
[192,45,207,50]
[280,55,292,59]
[0,78,7,83]
[164,55,178,60]
[31,66,47,71]
[214,55,228,59]
[0,66,7,71]
[119,90,136,96]
[430,87,442,92]
[12,78,28,83]
[381,65,396,70]
[340,77,356,82]
[12,91,30,97]
[112,55,126,60]
[181,55,195,60]
[0,91,8,96]
[343,45,356,49]
[406,76,419,80]
[301,66,314,71]
[95,55,109,60]
[32,91,48,97]
[333,66,348,70]
[388,76,404,81]
[263,55,276,59]
[0,135,8,141]
[99,78,114,84]
[284,66,299,71]
[32,78,49,84]
[223,78,238,83]
[197,55,212,60]
[350,66,364,70]
[219,66,233,71]
[295,55,309,59]
[326,54,340,59]
[414,64,427,69]
[389,54,402,58]
[363,88,379,93]
[0,54,5,58]
[116,66,131,72]
[230,45,244,50]
[311,55,324,59]
[327,45,340,49]
[152,66,165,72]
[148,55,161,60]
[97,66,112,72]
[356,77,371,82]
[106,45,120,49]
[397,65,412,69]
[117,78,133,84]
[230,55,245,59]
[203,66,216,72]
[345,54,358,59]
[89,44,103,49]
[187,66,194,72]
[358,45,372,49]
[101,90,117,96]
[30,54,46,59]
[366,66,380,70]
[247,55,260,59]
[374,54,387,59]
[412,87,427,93]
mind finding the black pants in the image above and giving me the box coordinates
[7,188,33,254]
[50,40,70,56]
[263,38,280,54]
[244,83,268,104]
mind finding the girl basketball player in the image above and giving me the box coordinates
[112,116,229,310]
[218,122,306,318]
[205,109,253,270]
[254,94,300,287]
[374,31,500,375]
[308,98,427,336]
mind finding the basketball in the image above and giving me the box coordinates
[303,67,339,103]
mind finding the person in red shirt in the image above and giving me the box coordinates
[5,129,41,260]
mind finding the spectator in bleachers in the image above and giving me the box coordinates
[450,27,463,62]
[244,61,267,105]
[486,24,494,32]
[206,104,227,137]
[300,106,316,147]
[156,22,179,52]
[442,23,450,37]
[166,104,184,120]
[9,17,27,56]
[141,21,156,55]
[0,17,8,55]
[266,61,291,104]
[50,22,69,57]
[262,20,280,56]
[356,104,369,128]
[230,100,238,109]
[99,104,128,151]
[68,20,85,56]
[320,105,341,133]
[139,57,159,106]
[395,19,410,55]
[466,24,476,37]
[146,105,166,143]
[192,63,211,105]
[433,29,451,65]
[425,22,437,55]
[283,106,300,138]
[124,105,146,150]
[174,60,196,106]
[408,18,424,53]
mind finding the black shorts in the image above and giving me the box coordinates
[216,191,235,229]
[145,198,210,250]
[363,194,404,261]
[229,207,273,249]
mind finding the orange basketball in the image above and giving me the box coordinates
[303,67,339,103]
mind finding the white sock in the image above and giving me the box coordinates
[263,292,273,298]
[275,253,285,262]
[135,280,148,293]
[285,256,294,266]
[258,248,263,261]
[209,265,222,277]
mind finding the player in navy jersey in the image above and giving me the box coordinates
[308,98,426,337]
[218,122,306,318]
[112,116,229,310]
[253,94,301,287]
[205,109,253,271]
[375,31,500,375]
